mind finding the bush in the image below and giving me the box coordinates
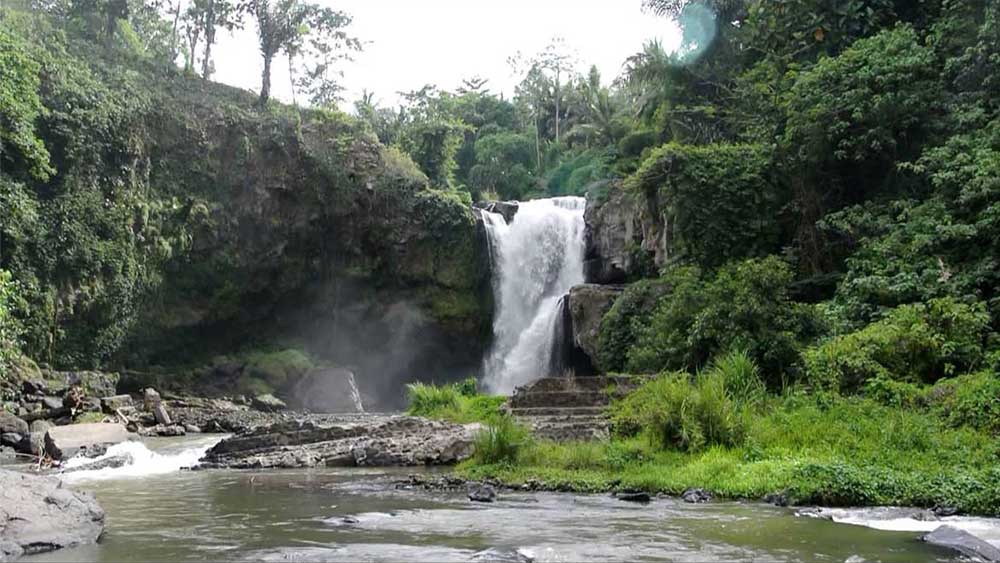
[804,298,991,393]
[611,367,755,453]
[595,279,673,373]
[928,371,1000,433]
[474,415,532,465]
[406,382,462,416]
[626,258,820,386]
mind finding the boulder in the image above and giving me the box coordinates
[100,395,133,413]
[0,446,14,460]
[468,483,497,503]
[40,396,63,411]
[289,368,365,413]
[922,525,1000,562]
[62,453,134,473]
[617,491,651,504]
[184,424,202,433]
[251,393,288,413]
[29,420,53,434]
[144,389,172,426]
[0,469,105,558]
[16,432,45,456]
[43,423,128,460]
[681,488,712,504]
[470,548,535,563]
[568,284,624,364]
[0,433,22,448]
[0,413,28,436]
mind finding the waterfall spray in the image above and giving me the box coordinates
[481,197,586,395]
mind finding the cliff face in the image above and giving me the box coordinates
[129,77,492,393]
[0,24,490,397]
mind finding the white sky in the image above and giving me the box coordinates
[210,0,681,110]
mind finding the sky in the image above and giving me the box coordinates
[210,0,681,110]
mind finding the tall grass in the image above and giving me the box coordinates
[405,378,505,424]
[610,352,765,452]
[473,415,533,465]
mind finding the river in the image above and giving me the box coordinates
[15,436,997,562]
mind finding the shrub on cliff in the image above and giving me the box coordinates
[627,143,782,269]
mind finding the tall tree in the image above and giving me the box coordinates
[199,0,241,79]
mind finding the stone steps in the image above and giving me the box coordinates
[506,377,643,442]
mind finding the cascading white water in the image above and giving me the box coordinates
[481,196,586,395]
[345,370,365,413]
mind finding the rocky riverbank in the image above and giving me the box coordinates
[0,470,105,562]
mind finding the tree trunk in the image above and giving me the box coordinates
[534,111,542,172]
[288,53,297,106]
[259,54,273,107]
[169,0,181,59]
[201,0,215,79]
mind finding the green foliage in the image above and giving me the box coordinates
[628,143,781,268]
[546,148,614,197]
[927,370,1000,434]
[784,26,939,177]
[473,414,532,465]
[0,270,22,374]
[626,258,819,385]
[468,131,535,200]
[400,118,467,188]
[804,298,991,393]
[0,26,53,179]
[405,379,505,424]
[595,279,671,373]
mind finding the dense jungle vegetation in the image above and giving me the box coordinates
[408,0,1000,513]
[2,0,1000,511]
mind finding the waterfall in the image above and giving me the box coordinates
[481,197,586,395]
[345,371,365,413]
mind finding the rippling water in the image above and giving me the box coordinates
[20,437,988,563]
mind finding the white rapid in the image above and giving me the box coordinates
[60,436,223,482]
[480,196,586,395]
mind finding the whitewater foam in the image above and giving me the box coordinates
[60,436,223,482]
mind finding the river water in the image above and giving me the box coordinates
[16,436,996,563]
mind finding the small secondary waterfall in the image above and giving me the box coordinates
[480,197,586,395]
[345,371,365,413]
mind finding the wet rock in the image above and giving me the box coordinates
[468,484,497,503]
[470,548,535,563]
[100,395,133,413]
[921,525,1000,562]
[681,488,712,504]
[44,423,128,460]
[933,505,960,517]
[844,556,867,563]
[0,413,28,436]
[62,453,134,473]
[62,386,84,410]
[1,432,23,448]
[475,201,519,224]
[583,183,649,284]
[0,469,105,558]
[156,425,186,437]
[0,446,14,460]
[184,424,202,433]
[617,491,651,504]
[763,492,789,507]
[251,393,288,413]
[200,416,480,469]
[567,284,624,365]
